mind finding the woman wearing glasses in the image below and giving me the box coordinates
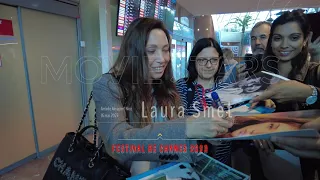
[176,38,232,165]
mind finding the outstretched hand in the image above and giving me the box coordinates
[308,31,320,57]
[249,80,313,106]
[249,99,276,110]
[270,117,320,159]
[186,110,234,138]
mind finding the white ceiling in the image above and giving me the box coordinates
[177,0,320,16]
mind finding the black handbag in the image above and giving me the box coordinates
[43,92,131,180]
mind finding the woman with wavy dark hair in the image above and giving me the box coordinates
[251,9,320,179]
[257,9,320,111]
[93,18,233,176]
[263,10,311,78]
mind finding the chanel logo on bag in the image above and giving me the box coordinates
[53,157,87,180]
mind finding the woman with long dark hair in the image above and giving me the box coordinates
[258,9,320,112]
[93,18,233,176]
[249,9,320,113]
[250,9,320,179]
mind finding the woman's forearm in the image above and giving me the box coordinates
[93,74,198,165]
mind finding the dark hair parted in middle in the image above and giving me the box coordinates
[262,9,311,78]
[186,38,225,84]
[110,17,180,128]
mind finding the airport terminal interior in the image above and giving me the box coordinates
[0,0,320,179]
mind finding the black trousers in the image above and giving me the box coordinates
[237,141,320,180]
[300,158,320,180]
[233,141,268,180]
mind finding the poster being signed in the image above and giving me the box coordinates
[216,109,320,140]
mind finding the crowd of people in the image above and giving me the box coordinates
[92,9,320,180]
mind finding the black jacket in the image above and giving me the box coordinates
[274,61,320,112]
[273,61,320,180]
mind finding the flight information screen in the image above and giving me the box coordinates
[116,0,175,36]
[116,0,140,36]
[139,0,156,18]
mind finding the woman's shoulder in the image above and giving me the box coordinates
[93,73,118,87]
[93,73,122,99]
[176,77,187,84]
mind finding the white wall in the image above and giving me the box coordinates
[220,31,242,42]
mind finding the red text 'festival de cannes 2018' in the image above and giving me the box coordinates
[111,144,209,154]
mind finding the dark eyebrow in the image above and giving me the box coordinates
[146,44,170,48]
[290,33,302,36]
[146,44,157,48]
[163,44,169,48]
[147,44,170,50]
[273,33,302,36]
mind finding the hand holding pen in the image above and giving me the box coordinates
[211,92,230,119]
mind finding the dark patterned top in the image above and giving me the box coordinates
[176,78,232,164]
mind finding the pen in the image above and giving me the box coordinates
[211,92,229,118]
[211,92,224,109]
[261,71,290,81]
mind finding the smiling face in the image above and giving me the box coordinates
[271,22,307,62]
[231,122,300,137]
[195,47,220,80]
[146,29,170,80]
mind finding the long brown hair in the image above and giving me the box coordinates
[110,18,180,128]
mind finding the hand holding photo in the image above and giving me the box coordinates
[215,109,320,140]
[206,71,289,109]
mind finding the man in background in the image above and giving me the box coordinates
[238,20,320,79]
[232,21,272,180]
[249,21,271,56]
[237,21,271,80]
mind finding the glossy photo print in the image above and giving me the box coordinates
[207,71,284,108]
[216,109,320,140]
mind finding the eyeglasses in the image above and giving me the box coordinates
[196,57,221,66]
